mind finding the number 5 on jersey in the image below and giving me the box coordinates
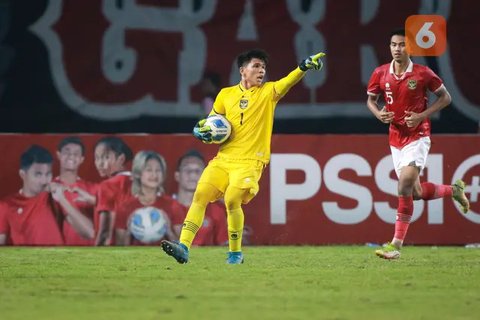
[386,91,393,104]
[405,15,447,56]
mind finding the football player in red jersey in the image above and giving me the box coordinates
[366,29,470,259]
[93,136,133,245]
[0,145,92,245]
[114,151,184,245]
[54,136,96,245]
[172,150,228,246]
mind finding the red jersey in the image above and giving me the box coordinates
[0,191,64,245]
[94,172,131,232]
[367,60,443,148]
[191,202,228,246]
[54,176,97,246]
[115,193,186,245]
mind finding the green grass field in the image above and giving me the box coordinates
[0,246,479,320]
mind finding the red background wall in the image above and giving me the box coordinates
[0,134,478,245]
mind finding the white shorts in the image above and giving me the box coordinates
[390,137,431,178]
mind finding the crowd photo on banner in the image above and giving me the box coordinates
[0,136,229,247]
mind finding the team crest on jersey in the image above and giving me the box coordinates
[239,99,249,109]
[407,80,417,90]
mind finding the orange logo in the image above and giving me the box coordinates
[405,15,447,56]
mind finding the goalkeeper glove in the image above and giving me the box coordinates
[192,118,213,143]
[299,52,326,71]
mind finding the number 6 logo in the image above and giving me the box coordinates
[405,15,447,56]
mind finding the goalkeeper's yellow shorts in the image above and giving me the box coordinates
[198,156,265,204]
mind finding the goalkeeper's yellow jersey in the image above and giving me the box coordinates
[211,67,305,164]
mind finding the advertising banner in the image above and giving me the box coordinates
[0,133,478,245]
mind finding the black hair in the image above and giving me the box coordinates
[176,149,205,170]
[57,136,85,155]
[20,145,53,170]
[94,136,133,162]
[236,49,269,68]
[390,28,406,41]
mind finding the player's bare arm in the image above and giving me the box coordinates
[367,94,394,123]
[405,85,452,127]
[50,182,95,239]
[72,186,96,205]
[95,211,113,246]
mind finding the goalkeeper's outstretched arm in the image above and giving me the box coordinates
[274,52,326,100]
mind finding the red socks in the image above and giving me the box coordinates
[394,196,413,241]
[392,183,452,243]
[421,182,452,200]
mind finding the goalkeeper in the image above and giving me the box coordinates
[161,49,325,264]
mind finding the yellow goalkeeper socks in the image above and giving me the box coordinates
[227,207,244,252]
[179,203,206,249]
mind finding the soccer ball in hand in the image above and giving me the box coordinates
[205,114,232,144]
[129,207,168,243]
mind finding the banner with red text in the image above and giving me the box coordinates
[1,1,479,133]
